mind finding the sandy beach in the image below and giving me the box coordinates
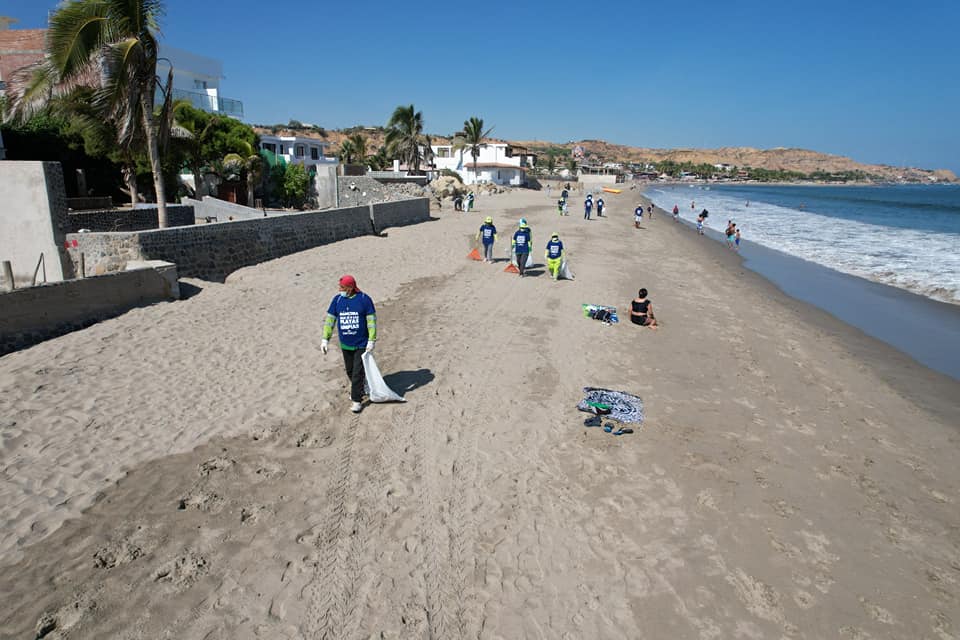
[1,186,958,639]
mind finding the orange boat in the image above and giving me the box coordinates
[602,187,622,194]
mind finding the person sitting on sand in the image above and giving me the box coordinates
[630,288,658,328]
[544,232,565,280]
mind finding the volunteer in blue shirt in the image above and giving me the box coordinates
[320,274,377,413]
[512,218,533,277]
[584,197,593,220]
[596,197,605,217]
[544,232,565,280]
[477,216,498,262]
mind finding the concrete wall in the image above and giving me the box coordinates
[579,174,619,187]
[68,205,194,232]
[314,164,338,210]
[64,198,430,281]
[0,161,75,286]
[0,262,179,356]
[183,196,264,221]
[370,198,431,233]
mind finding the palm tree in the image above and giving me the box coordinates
[347,133,367,165]
[545,152,557,175]
[460,116,494,184]
[385,104,425,174]
[338,138,356,164]
[5,0,174,227]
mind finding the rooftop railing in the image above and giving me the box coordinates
[170,88,244,118]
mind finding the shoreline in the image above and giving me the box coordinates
[1,187,958,637]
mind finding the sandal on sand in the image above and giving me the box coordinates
[603,423,614,433]
[583,416,602,428]
[613,428,634,436]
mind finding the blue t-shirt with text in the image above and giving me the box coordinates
[479,223,497,245]
[326,292,375,349]
[546,239,564,259]
[513,228,532,252]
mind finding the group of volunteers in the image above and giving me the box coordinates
[319,185,666,414]
[476,216,566,280]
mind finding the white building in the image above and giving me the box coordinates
[431,143,534,186]
[258,133,337,169]
[157,45,244,118]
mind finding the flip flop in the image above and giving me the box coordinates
[603,423,614,433]
[613,428,634,436]
[583,416,602,428]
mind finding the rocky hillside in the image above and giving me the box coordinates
[252,124,956,182]
[512,139,957,182]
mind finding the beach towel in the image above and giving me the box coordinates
[582,304,619,323]
[362,353,405,403]
[577,387,644,424]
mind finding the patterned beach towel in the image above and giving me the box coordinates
[576,387,644,424]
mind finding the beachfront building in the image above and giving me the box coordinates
[156,45,243,119]
[257,133,337,169]
[431,143,534,186]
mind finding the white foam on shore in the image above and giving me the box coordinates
[647,187,960,305]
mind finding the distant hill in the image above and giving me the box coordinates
[252,123,956,182]
[511,139,958,183]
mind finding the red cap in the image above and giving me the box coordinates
[338,274,358,290]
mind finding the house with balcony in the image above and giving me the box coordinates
[256,132,337,170]
[431,142,535,186]
[156,45,244,119]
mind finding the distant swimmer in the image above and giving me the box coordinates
[691,200,696,209]
[745,201,750,207]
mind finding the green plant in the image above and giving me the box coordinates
[5,0,175,226]
[385,104,425,173]
[441,168,464,182]
[458,116,494,183]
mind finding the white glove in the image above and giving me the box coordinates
[365,340,375,353]
[320,339,328,355]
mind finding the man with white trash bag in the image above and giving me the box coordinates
[320,275,404,413]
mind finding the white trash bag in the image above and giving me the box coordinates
[559,259,575,280]
[362,352,406,403]
[510,249,534,268]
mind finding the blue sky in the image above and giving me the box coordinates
[3,0,959,173]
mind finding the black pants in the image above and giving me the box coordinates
[341,348,366,401]
[516,252,529,275]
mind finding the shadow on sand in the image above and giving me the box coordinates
[383,369,435,395]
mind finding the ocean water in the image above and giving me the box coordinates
[644,183,960,305]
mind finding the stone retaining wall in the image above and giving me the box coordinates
[64,198,430,282]
[66,196,113,211]
[0,262,180,356]
[67,205,195,232]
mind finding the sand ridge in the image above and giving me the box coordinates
[1,187,959,638]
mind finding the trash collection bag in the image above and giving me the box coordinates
[559,259,575,280]
[362,352,406,403]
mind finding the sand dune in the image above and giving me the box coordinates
[1,187,958,639]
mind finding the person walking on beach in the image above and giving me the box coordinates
[629,288,658,328]
[477,216,498,262]
[561,187,569,201]
[320,275,377,413]
[596,196,605,217]
[672,204,680,222]
[734,227,742,251]
[696,209,708,235]
[634,204,643,229]
[647,205,653,220]
[544,232,565,281]
[584,196,593,220]
[557,198,565,216]
[546,184,552,198]
[466,191,475,212]
[512,218,533,277]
